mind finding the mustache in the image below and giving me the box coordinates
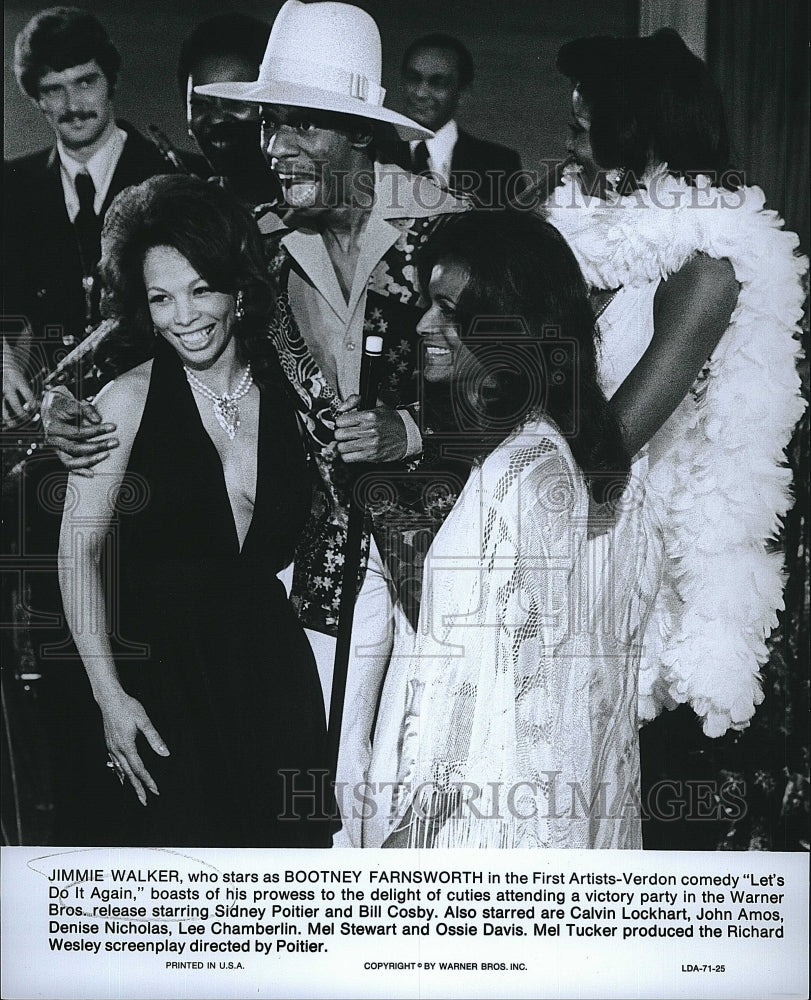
[58,111,97,124]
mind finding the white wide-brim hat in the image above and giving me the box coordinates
[195,0,432,141]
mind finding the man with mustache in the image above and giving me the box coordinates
[3,6,170,423]
[1,7,170,845]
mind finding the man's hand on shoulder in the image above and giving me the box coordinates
[42,387,119,477]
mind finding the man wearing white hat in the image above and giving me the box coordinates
[194,1,465,498]
[195,6,467,619]
[197,0,468,842]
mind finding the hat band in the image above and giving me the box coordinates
[260,56,386,106]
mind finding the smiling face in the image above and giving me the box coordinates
[417,259,481,383]
[402,46,463,133]
[187,52,262,172]
[143,245,236,370]
[259,104,364,214]
[36,58,115,156]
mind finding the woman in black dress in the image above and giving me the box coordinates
[58,175,331,847]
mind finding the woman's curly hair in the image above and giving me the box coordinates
[97,174,275,376]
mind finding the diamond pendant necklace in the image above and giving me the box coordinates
[184,363,253,441]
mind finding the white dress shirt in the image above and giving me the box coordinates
[57,124,127,221]
[409,119,458,184]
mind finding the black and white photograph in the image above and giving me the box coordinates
[2,0,808,997]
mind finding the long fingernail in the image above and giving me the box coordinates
[106,439,119,449]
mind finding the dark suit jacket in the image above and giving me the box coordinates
[379,126,523,208]
[2,121,171,377]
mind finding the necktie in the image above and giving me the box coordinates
[74,171,101,274]
[412,141,430,176]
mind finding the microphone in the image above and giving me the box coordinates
[358,334,383,410]
[44,318,118,388]
[146,125,192,175]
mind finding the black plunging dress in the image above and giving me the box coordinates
[111,339,331,846]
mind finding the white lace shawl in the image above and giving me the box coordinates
[547,167,807,737]
[389,419,660,849]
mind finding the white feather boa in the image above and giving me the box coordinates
[547,168,807,737]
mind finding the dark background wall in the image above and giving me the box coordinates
[4,0,637,174]
[708,0,809,254]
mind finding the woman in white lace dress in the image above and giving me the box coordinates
[363,211,662,849]
[548,30,806,739]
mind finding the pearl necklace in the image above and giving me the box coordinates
[184,363,253,441]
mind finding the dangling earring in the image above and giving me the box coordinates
[235,290,245,321]
[606,167,628,194]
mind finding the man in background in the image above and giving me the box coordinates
[177,12,281,208]
[3,6,170,420]
[382,32,522,206]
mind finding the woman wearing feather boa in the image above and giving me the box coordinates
[548,30,806,740]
